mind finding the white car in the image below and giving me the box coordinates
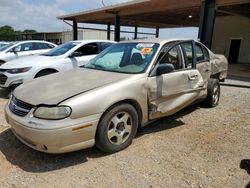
[0,40,115,89]
[0,40,57,64]
[0,42,10,49]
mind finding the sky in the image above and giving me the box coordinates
[0,0,198,39]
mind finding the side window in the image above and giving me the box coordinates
[100,42,113,51]
[46,43,55,49]
[35,42,52,50]
[14,43,33,52]
[75,43,98,56]
[32,42,48,50]
[195,43,205,63]
[181,42,193,68]
[202,45,209,61]
[159,46,181,70]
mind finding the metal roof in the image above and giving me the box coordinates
[58,0,250,28]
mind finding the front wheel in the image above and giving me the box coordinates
[96,103,138,153]
[206,79,220,107]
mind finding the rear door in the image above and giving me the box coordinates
[194,42,211,85]
[148,41,205,120]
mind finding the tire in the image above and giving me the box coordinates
[35,70,57,78]
[96,103,139,153]
[206,79,220,107]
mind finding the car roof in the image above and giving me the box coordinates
[119,38,197,45]
[15,40,55,44]
[70,40,116,44]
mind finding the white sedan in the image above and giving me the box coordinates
[0,40,57,64]
[0,40,115,90]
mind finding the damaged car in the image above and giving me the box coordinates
[5,39,228,154]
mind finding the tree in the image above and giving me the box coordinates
[23,29,37,33]
[0,25,15,41]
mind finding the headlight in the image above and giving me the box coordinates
[34,106,72,120]
[6,67,32,74]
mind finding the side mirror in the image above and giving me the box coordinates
[69,51,82,58]
[156,64,175,75]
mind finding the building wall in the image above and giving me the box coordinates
[211,15,250,63]
[60,30,114,43]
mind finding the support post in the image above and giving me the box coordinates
[107,23,111,40]
[198,0,216,49]
[73,20,78,40]
[155,27,159,38]
[115,15,120,42]
[134,26,138,39]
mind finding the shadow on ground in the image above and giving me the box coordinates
[0,89,11,99]
[0,103,200,173]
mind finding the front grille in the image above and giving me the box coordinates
[0,74,7,85]
[9,96,33,117]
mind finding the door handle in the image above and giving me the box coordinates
[189,74,198,80]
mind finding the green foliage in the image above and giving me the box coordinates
[0,25,15,41]
[23,29,37,33]
[0,25,37,41]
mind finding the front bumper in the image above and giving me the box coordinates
[0,72,32,88]
[5,104,101,154]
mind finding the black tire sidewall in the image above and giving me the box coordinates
[206,79,220,107]
[96,103,138,153]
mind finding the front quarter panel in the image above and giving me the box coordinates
[61,74,149,124]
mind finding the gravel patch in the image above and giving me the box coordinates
[0,82,249,188]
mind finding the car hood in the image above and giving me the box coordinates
[14,68,134,105]
[0,55,60,69]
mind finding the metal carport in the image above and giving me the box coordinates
[57,0,250,49]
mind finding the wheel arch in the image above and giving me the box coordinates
[34,68,59,78]
[95,99,143,137]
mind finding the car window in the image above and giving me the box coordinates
[75,43,98,56]
[181,42,193,68]
[14,42,33,52]
[43,42,80,56]
[0,43,14,52]
[45,43,55,49]
[195,43,205,63]
[85,42,159,74]
[100,42,113,51]
[202,45,209,61]
[159,46,182,70]
[33,42,50,50]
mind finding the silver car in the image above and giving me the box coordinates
[5,39,228,154]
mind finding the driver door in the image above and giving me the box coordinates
[148,41,205,120]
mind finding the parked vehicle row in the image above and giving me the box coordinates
[4,38,228,154]
[0,40,115,90]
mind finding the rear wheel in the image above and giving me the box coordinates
[35,70,57,78]
[206,79,220,107]
[96,103,138,153]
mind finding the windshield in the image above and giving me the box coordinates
[0,43,14,52]
[43,41,80,56]
[85,42,159,74]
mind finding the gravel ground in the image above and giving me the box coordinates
[0,81,249,188]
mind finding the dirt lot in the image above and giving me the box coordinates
[0,82,249,188]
